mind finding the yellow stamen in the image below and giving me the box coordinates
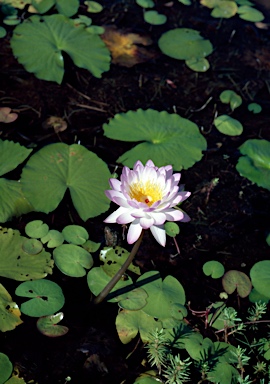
[129,180,162,206]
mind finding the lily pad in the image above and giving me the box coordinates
[0,27,7,38]
[116,308,162,344]
[250,260,270,299]
[0,353,12,384]
[0,227,54,281]
[37,312,69,337]
[237,5,264,22]
[20,143,111,220]
[236,139,270,190]
[84,0,103,12]
[136,0,154,8]
[0,139,32,177]
[15,279,65,317]
[219,90,242,111]
[144,10,167,25]
[248,102,262,114]
[165,222,180,237]
[185,57,210,72]
[25,220,49,238]
[62,225,89,245]
[248,288,269,303]
[100,246,141,276]
[203,260,225,279]
[116,288,148,310]
[222,270,252,298]
[214,115,243,136]
[53,244,93,277]
[31,0,79,16]
[10,14,110,84]
[103,109,207,171]
[0,284,23,332]
[41,230,64,248]
[22,238,43,255]
[158,28,213,61]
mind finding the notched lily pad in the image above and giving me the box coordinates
[53,244,93,277]
[144,10,167,25]
[214,115,243,136]
[25,220,49,238]
[237,5,264,22]
[250,260,270,299]
[37,312,69,337]
[203,260,225,279]
[103,109,207,171]
[222,270,252,298]
[62,225,89,245]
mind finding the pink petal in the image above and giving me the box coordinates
[150,225,166,247]
[164,209,184,221]
[117,211,135,224]
[127,220,143,244]
[150,212,166,225]
[104,207,128,223]
[139,217,154,229]
[109,178,122,191]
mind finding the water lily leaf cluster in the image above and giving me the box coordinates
[103,109,207,170]
[158,28,213,72]
[236,139,270,190]
[31,0,79,16]
[10,14,111,84]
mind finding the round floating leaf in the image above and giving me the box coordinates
[0,139,32,177]
[85,0,103,12]
[144,10,167,25]
[53,244,93,277]
[86,25,105,34]
[103,109,207,170]
[178,0,192,5]
[236,139,270,190]
[15,279,65,317]
[0,179,33,223]
[41,230,64,248]
[10,14,110,84]
[62,225,89,245]
[0,227,53,281]
[117,288,148,310]
[31,0,55,13]
[203,260,225,279]
[25,220,49,238]
[22,238,43,255]
[210,1,238,18]
[219,90,242,111]
[136,271,185,319]
[250,260,270,299]
[248,102,262,114]
[37,312,69,337]
[222,270,252,298]
[0,353,12,384]
[158,28,213,61]
[214,115,243,136]
[82,239,101,253]
[20,143,111,220]
[116,309,162,344]
[249,288,269,304]
[165,222,180,237]
[136,0,154,8]
[87,267,132,302]
[237,5,264,22]
[185,57,210,72]
[100,246,140,276]
[0,27,7,38]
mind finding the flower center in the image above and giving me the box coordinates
[128,181,162,206]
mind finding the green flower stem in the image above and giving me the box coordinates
[94,230,144,304]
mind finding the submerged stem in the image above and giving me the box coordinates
[94,230,144,304]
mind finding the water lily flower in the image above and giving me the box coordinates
[104,160,191,246]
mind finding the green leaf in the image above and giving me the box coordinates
[10,14,110,84]
[116,309,162,344]
[15,279,65,317]
[84,0,103,13]
[103,109,207,171]
[0,227,54,281]
[248,102,262,114]
[53,244,93,277]
[136,0,154,8]
[136,271,185,319]
[87,267,133,301]
[55,0,79,16]
[214,115,243,136]
[144,10,167,25]
[0,139,32,176]
[22,238,43,255]
[209,344,239,384]
[20,143,111,220]
[0,353,12,384]
[62,225,89,245]
[237,5,264,22]
[219,90,242,111]
[211,1,238,18]
[100,246,141,276]
[248,288,269,304]
[0,284,23,332]
[0,179,33,223]
[185,57,210,72]
[135,371,162,383]
[178,0,191,5]
[222,270,252,298]
[203,260,225,279]
[158,28,213,60]
[0,27,7,38]
[185,333,214,360]
[236,139,270,190]
[82,239,101,253]
[31,0,54,13]
[41,230,64,248]
[86,25,105,34]
[25,220,49,238]
[250,260,270,299]
[37,312,69,337]
[165,222,180,237]
[116,288,148,310]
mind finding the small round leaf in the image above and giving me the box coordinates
[25,220,49,238]
[37,312,69,337]
[203,260,225,279]
[165,222,180,237]
[22,238,43,255]
[222,270,252,298]
[62,225,89,245]
[144,11,167,25]
[41,230,64,248]
[214,115,243,136]
[248,103,262,114]
[53,244,93,277]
